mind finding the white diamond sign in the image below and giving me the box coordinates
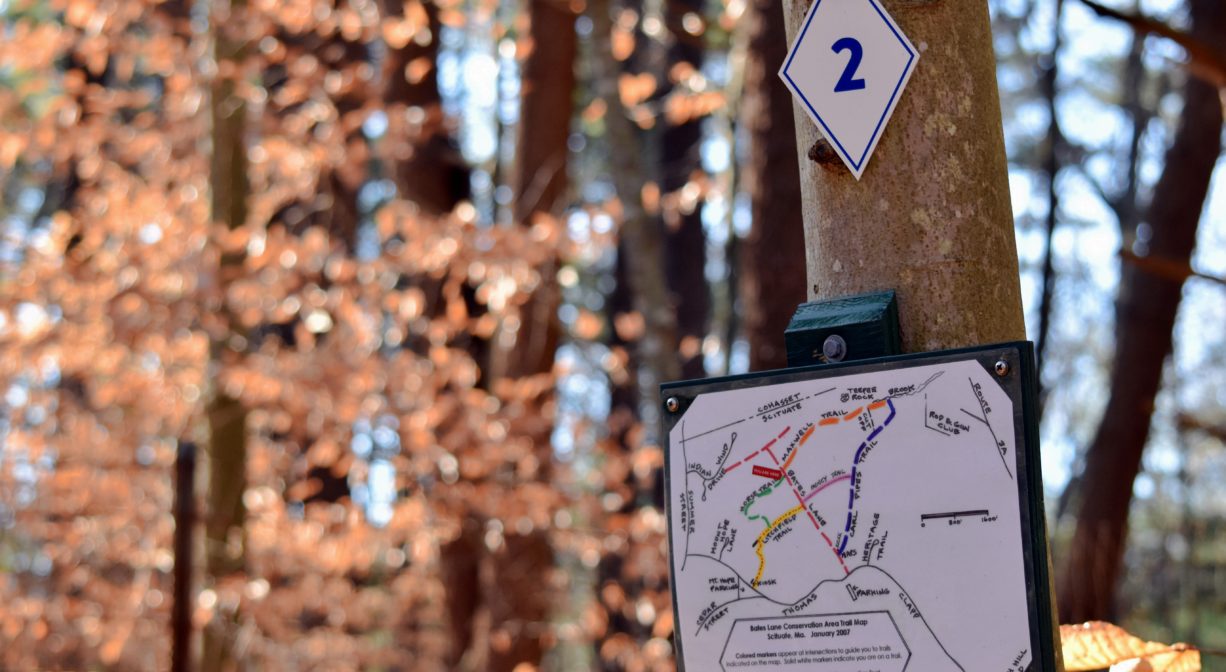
[779,0,918,180]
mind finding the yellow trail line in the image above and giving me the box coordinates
[752,504,805,589]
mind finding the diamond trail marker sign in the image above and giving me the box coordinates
[779,0,918,180]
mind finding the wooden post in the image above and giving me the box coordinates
[781,0,1024,353]
[779,1,1063,667]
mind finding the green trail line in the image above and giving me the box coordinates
[741,482,778,529]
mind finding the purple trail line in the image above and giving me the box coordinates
[839,399,897,551]
[803,473,852,503]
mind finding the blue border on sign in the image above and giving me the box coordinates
[781,0,916,172]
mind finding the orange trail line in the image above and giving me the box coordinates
[780,424,816,474]
[798,425,816,446]
[868,400,887,410]
[818,418,839,426]
[844,407,864,421]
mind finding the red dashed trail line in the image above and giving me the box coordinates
[723,425,791,474]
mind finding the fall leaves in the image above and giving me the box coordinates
[1062,622,1204,672]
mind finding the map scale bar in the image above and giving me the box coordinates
[920,510,990,521]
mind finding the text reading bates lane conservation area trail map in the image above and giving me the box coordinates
[666,356,1044,672]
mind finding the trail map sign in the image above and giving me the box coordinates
[662,343,1057,671]
[779,0,918,180]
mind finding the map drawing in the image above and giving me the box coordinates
[667,358,1037,671]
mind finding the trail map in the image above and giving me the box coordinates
[665,353,1048,671]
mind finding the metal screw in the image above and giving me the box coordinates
[822,334,848,363]
[665,397,681,414]
[994,359,1010,377]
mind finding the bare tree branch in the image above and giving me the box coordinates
[1080,0,1226,88]
[1177,413,1226,443]
[1120,248,1226,288]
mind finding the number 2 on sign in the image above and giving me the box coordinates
[832,37,867,92]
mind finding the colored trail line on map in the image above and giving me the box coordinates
[736,400,894,578]
[742,481,779,528]
[803,473,851,503]
[839,399,897,554]
[752,504,805,588]
[780,425,816,474]
[723,425,791,474]
[758,408,877,575]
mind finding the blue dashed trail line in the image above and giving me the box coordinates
[839,399,897,554]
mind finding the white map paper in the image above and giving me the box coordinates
[667,360,1034,671]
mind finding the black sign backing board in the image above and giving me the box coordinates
[660,341,1056,671]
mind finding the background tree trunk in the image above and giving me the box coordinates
[1057,0,1224,624]
[202,0,250,668]
[380,0,470,215]
[661,0,710,380]
[487,0,578,381]
[512,0,578,224]
[740,0,806,372]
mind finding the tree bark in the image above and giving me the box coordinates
[202,1,251,668]
[380,0,470,215]
[781,0,1064,666]
[1035,0,1065,387]
[662,0,710,380]
[1057,0,1224,624]
[513,0,578,224]
[488,0,577,381]
[740,0,807,372]
[782,0,1024,351]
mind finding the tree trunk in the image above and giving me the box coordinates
[202,1,250,668]
[781,0,1063,666]
[662,0,710,380]
[1057,0,1224,624]
[1034,0,1065,386]
[512,0,578,224]
[380,0,470,215]
[740,0,807,372]
[782,0,1024,351]
[487,0,578,380]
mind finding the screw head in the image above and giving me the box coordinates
[994,359,1010,377]
[665,397,681,414]
[822,334,848,363]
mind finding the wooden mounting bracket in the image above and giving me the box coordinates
[784,290,901,367]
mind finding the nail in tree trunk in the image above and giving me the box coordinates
[780,0,1062,665]
[1057,0,1224,625]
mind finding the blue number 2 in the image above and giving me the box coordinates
[832,37,867,92]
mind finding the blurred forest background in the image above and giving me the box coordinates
[0,0,1223,669]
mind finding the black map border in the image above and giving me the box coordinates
[660,341,1057,672]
